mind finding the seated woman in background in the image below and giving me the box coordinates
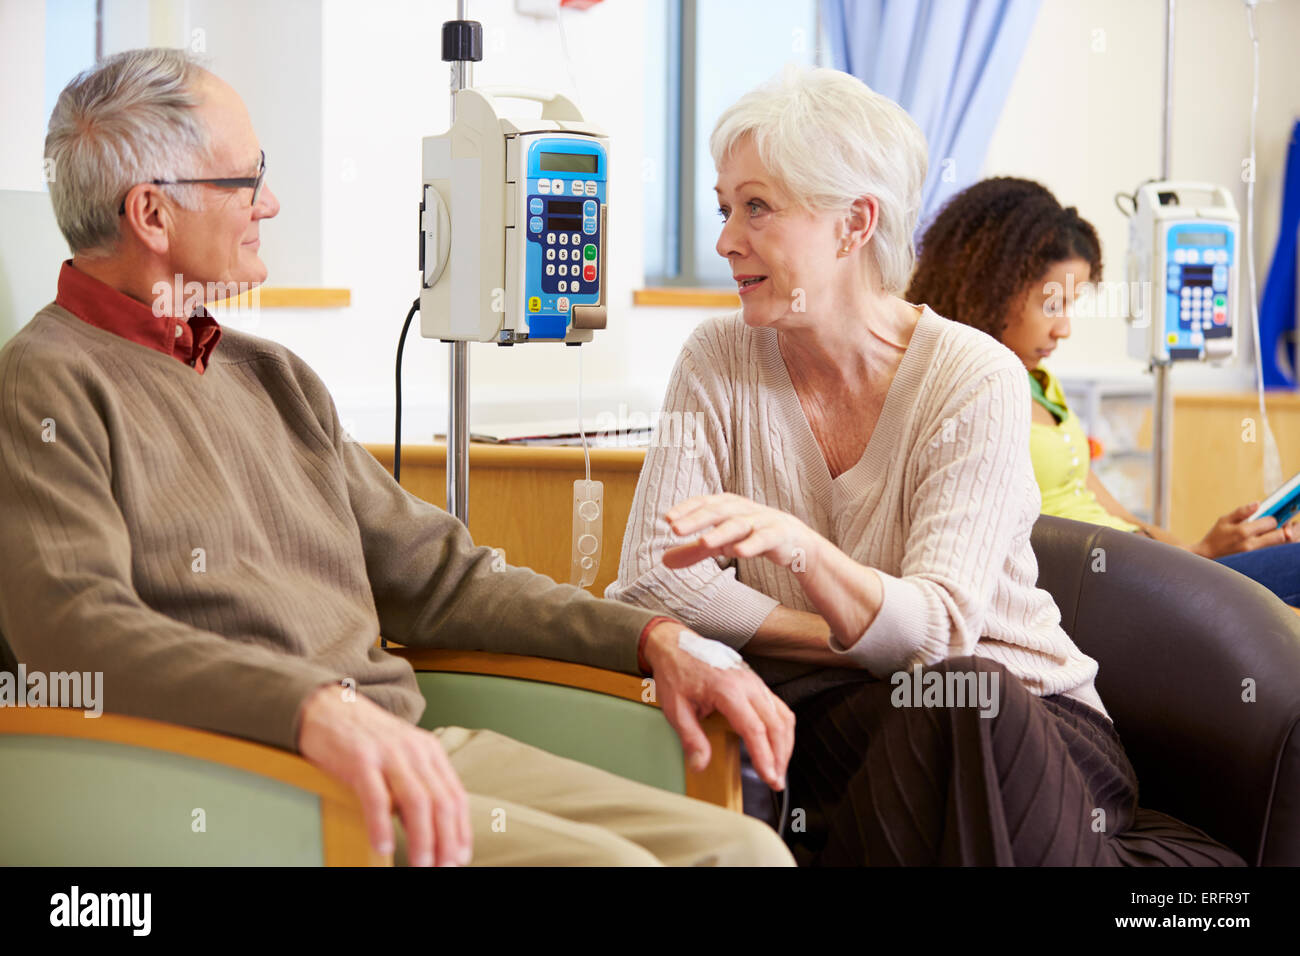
[907,177,1299,606]
[608,66,1242,866]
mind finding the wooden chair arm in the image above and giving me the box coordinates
[0,707,386,866]
[387,647,743,811]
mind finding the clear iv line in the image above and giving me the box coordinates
[578,345,591,485]
[1244,1,1283,493]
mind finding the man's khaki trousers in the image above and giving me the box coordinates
[392,726,794,866]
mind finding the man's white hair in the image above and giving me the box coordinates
[710,65,928,295]
[44,47,211,257]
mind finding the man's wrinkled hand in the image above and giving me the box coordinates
[642,621,794,791]
[297,684,472,867]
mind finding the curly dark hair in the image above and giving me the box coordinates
[905,177,1103,342]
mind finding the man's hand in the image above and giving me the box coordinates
[642,621,794,791]
[297,684,472,867]
[1193,502,1292,558]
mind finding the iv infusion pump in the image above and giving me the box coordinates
[1125,181,1239,364]
[419,87,609,345]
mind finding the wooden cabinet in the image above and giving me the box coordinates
[366,444,646,594]
[368,388,1300,591]
[1172,391,1300,543]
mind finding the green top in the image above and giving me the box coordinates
[1027,368,1068,422]
[1026,365,1138,534]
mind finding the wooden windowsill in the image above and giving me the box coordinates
[213,287,352,309]
[633,287,739,308]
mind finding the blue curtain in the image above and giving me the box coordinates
[821,0,1042,226]
[1258,119,1300,388]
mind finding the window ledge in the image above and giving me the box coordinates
[217,287,352,309]
[633,287,739,308]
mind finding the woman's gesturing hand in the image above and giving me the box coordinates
[1193,501,1293,559]
[663,493,818,571]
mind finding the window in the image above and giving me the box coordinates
[44,0,98,136]
[643,0,824,286]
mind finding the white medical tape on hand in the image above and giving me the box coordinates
[678,629,743,670]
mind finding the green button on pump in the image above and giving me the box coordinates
[1214,294,1226,307]
[583,244,596,261]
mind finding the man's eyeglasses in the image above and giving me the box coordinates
[118,150,266,215]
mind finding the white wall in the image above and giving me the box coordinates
[5,0,1300,443]
[984,0,1300,389]
[0,0,47,192]
[263,0,689,442]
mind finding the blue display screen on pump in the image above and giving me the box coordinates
[524,137,606,339]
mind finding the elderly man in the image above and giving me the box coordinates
[0,48,794,867]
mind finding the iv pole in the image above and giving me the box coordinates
[444,0,476,523]
[1151,0,1176,528]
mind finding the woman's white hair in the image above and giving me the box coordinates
[44,47,211,257]
[710,65,928,295]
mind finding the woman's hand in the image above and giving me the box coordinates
[1192,502,1293,559]
[663,493,819,571]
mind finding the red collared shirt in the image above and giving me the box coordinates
[54,260,223,374]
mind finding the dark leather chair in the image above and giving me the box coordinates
[1032,515,1300,866]
[743,515,1300,865]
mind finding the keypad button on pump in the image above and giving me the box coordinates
[551,179,563,193]
[583,244,596,261]
[538,180,551,194]
[529,198,543,215]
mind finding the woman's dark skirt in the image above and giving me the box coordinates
[783,656,1245,866]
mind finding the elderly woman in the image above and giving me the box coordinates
[608,67,1243,866]
[907,176,1300,605]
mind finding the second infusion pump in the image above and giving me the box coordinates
[1126,181,1239,364]
[420,87,609,344]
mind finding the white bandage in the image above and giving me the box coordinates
[678,629,743,670]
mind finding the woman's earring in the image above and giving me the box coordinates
[837,243,852,257]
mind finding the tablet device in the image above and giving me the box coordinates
[1249,470,1300,526]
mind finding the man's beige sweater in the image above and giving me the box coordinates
[0,304,656,751]
[607,308,1108,717]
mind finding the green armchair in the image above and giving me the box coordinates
[0,649,741,865]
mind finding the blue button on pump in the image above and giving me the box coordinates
[583,200,597,217]
[530,198,543,215]
[530,216,543,233]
